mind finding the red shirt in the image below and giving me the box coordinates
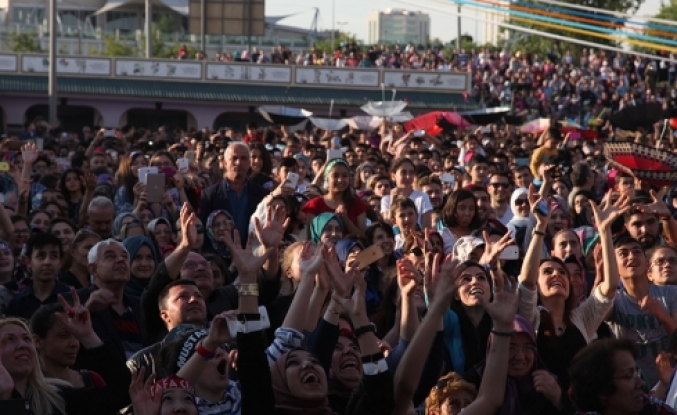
[244,133,263,144]
[303,196,368,226]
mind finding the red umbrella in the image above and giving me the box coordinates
[604,142,677,172]
[404,111,471,136]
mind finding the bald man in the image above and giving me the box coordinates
[199,143,269,247]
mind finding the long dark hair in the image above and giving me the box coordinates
[249,142,273,175]
[58,168,84,200]
[115,153,145,204]
[537,256,578,346]
[441,189,481,229]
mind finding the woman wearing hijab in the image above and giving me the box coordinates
[505,188,533,253]
[203,209,234,259]
[310,213,344,245]
[146,217,173,253]
[122,235,159,298]
[473,315,566,415]
[112,212,141,240]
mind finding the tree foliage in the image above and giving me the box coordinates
[90,35,138,57]
[503,0,644,56]
[313,32,360,54]
[5,32,42,53]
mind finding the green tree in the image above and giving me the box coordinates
[313,32,360,53]
[4,32,42,53]
[155,14,176,34]
[90,35,138,57]
[503,0,644,57]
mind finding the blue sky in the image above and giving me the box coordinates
[266,0,663,45]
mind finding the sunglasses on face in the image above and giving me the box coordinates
[196,225,205,234]
[514,199,528,206]
[407,246,424,257]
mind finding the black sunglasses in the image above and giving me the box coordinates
[407,246,424,257]
[195,225,205,234]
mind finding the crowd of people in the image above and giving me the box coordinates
[2,45,677,415]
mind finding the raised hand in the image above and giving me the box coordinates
[21,142,38,165]
[479,230,515,266]
[83,172,97,193]
[300,241,323,277]
[57,287,102,348]
[222,229,274,282]
[426,254,458,304]
[204,311,236,350]
[428,257,463,310]
[397,258,420,298]
[590,190,632,231]
[178,203,197,248]
[638,189,671,219]
[322,245,351,298]
[254,204,290,249]
[129,367,159,415]
[528,184,551,224]
[133,182,146,197]
[479,269,519,330]
[332,270,368,320]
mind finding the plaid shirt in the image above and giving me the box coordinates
[575,395,677,415]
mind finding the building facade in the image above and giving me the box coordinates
[368,9,430,45]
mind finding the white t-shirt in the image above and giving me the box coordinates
[380,190,432,227]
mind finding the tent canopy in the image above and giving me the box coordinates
[93,0,188,16]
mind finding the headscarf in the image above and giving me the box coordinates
[476,315,550,415]
[147,217,173,250]
[310,213,344,244]
[206,210,233,259]
[507,188,533,238]
[335,238,363,267]
[113,212,140,239]
[270,349,333,415]
[122,235,159,297]
[150,375,195,400]
[452,236,485,262]
[323,158,350,190]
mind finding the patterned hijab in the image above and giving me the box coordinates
[206,210,233,259]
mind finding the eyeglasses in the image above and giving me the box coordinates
[613,368,642,382]
[407,246,423,257]
[182,260,210,270]
[196,225,205,234]
[489,182,510,189]
[652,258,677,267]
[509,345,537,356]
[514,199,529,206]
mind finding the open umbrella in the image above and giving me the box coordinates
[404,111,471,136]
[346,116,383,131]
[309,118,348,131]
[258,106,312,126]
[609,102,665,131]
[604,142,677,172]
[520,118,550,134]
[460,107,511,125]
[360,101,408,118]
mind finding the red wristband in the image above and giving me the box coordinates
[196,343,215,360]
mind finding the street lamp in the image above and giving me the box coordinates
[336,21,348,45]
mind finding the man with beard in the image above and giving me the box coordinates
[6,233,69,319]
[607,236,677,386]
[487,172,513,225]
[470,186,507,233]
[623,192,677,251]
[199,142,268,248]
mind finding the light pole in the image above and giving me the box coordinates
[330,0,335,52]
[336,21,347,46]
[145,0,152,58]
[48,0,57,124]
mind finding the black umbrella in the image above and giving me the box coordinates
[609,102,665,131]
[460,107,511,125]
[258,106,312,126]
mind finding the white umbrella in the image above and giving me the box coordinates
[346,116,383,131]
[309,118,348,131]
[360,101,408,118]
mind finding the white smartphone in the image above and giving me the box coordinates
[327,149,343,161]
[138,166,158,185]
[35,138,44,151]
[103,129,115,138]
[226,306,271,338]
[440,172,456,187]
[177,158,190,173]
[414,129,425,137]
[499,245,520,261]
[285,172,299,189]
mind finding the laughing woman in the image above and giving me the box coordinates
[517,188,629,394]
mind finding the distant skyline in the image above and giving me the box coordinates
[266,0,663,45]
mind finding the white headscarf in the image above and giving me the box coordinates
[507,188,534,236]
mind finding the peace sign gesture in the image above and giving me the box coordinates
[57,287,103,349]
